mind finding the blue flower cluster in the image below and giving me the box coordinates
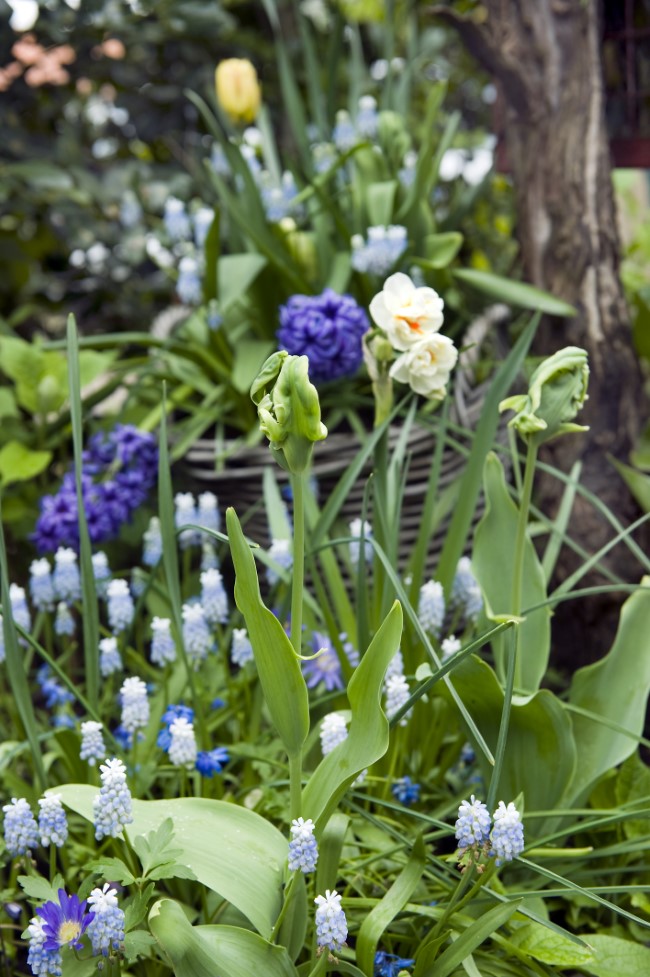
[33,425,158,553]
[277,288,369,383]
[375,950,415,976]
[157,704,230,777]
[454,796,525,866]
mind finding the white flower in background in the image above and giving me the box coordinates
[369,272,445,351]
[389,332,458,400]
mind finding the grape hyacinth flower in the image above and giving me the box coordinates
[266,538,293,585]
[260,170,300,223]
[351,225,408,277]
[385,649,405,683]
[10,583,32,633]
[91,551,111,597]
[193,206,215,248]
[163,196,191,241]
[38,795,68,848]
[349,517,373,566]
[277,288,369,383]
[441,635,461,661]
[168,716,198,769]
[54,602,75,638]
[455,795,491,850]
[2,797,38,856]
[391,777,421,807]
[150,616,176,666]
[142,516,163,566]
[197,491,220,538]
[195,747,230,777]
[36,889,94,952]
[332,109,357,151]
[315,889,347,955]
[200,567,229,625]
[320,713,348,755]
[374,950,416,976]
[93,758,133,840]
[157,704,195,751]
[176,255,203,305]
[26,915,62,976]
[451,556,483,623]
[29,558,55,611]
[175,492,199,548]
[37,666,74,710]
[418,580,445,637]
[201,541,219,571]
[106,579,134,634]
[288,817,319,873]
[80,721,106,765]
[490,801,525,865]
[52,548,81,603]
[99,636,123,677]
[87,884,125,958]
[182,602,213,664]
[384,673,412,726]
[231,627,254,667]
[119,676,149,734]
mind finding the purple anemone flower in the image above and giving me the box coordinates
[196,747,230,777]
[37,888,94,952]
[277,288,369,383]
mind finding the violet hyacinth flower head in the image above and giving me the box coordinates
[277,288,369,383]
[37,888,94,952]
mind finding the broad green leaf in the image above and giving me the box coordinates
[581,934,650,977]
[302,601,403,827]
[421,232,463,268]
[508,921,595,967]
[473,452,551,691]
[149,899,299,977]
[0,388,18,418]
[356,835,426,975]
[444,656,576,813]
[0,441,52,486]
[421,901,522,977]
[231,339,276,395]
[452,269,576,317]
[366,180,397,226]
[55,789,286,938]
[18,873,65,904]
[4,160,74,190]
[227,507,310,757]
[218,253,268,311]
[615,752,650,839]
[567,580,650,803]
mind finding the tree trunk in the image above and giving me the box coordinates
[433,0,648,663]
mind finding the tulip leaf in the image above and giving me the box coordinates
[420,900,522,977]
[218,253,267,311]
[452,268,576,317]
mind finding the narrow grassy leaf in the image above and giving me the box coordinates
[542,460,582,583]
[422,901,522,977]
[452,269,576,316]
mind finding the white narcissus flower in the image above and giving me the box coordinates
[389,333,458,399]
[369,272,445,351]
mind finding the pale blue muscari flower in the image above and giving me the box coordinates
[182,602,213,664]
[261,171,300,223]
[355,95,378,138]
[418,580,445,637]
[490,801,524,865]
[351,225,408,277]
[315,889,347,954]
[119,191,142,229]
[99,636,123,677]
[197,491,220,538]
[163,196,191,241]
[27,916,62,977]
[385,649,404,683]
[455,795,491,849]
[92,551,111,598]
[451,556,483,623]
[130,567,147,598]
[240,142,262,178]
[168,716,198,768]
[175,492,199,549]
[176,255,203,305]
[231,627,254,667]
[311,141,337,174]
[150,616,176,666]
[53,547,81,603]
[2,797,38,856]
[288,817,319,873]
[29,558,55,611]
[200,567,229,625]
[93,758,133,840]
[398,149,418,188]
[120,676,149,734]
[142,516,163,566]
[106,579,134,634]
[210,142,230,176]
[266,538,293,586]
[54,602,75,638]
[441,635,461,661]
[332,110,357,151]
[384,673,411,726]
[38,794,68,848]
[193,206,214,249]
[80,720,106,766]
[10,583,32,633]
[348,517,373,566]
[200,541,219,571]
[87,884,125,957]
[320,713,348,755]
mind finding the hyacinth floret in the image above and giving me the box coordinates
[2,797,39,856]
[455,795,491,850]
[142,515,163,566]
[86,884,125,957]
[168,716,198,768]
[52,548,81,603]
[93,758,133,840]
[181,601,213,664]
[418,580,445,637]
[120,676,149,733]
[288,817,319,873]
[54,602,75,637]
[231,627,254,667]
[38,795,68,848]
[197,491,220,537]
[200,567,229,625]
[37,889,93,952]
[150,616,177,666]
[10,582,32,633]
[91,551,111,597]
[175,492,200,548]
[30,558,55,611]
[315,889,348,955]
[26,916,63,977]
[80,720,106,765]
[99,636,122,676]
[106,579,134,633]
[490,801,525,865]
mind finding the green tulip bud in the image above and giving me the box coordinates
[499,346,589,446]
[251,351,327,473]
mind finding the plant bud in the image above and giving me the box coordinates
[215,58,261,125]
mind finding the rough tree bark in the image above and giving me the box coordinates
[432,0,648,663]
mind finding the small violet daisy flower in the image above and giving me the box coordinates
[195,747,230,777]
[314,889,347,955]
[36,889,94,952]
[288,817,319,873]
[93,758,133,840]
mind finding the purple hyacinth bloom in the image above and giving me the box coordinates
[195,747,229,777]
[37,889,94,952]
[277,288,369,383]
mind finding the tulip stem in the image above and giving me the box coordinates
[511,439,537,688]
[290,471,305,658]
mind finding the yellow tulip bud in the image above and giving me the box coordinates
[215,58,261,125]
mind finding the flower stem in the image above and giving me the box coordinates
[290,471,305,658]
[270,871,298,943]
[289,752,302,822]
[511,439,537,689]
